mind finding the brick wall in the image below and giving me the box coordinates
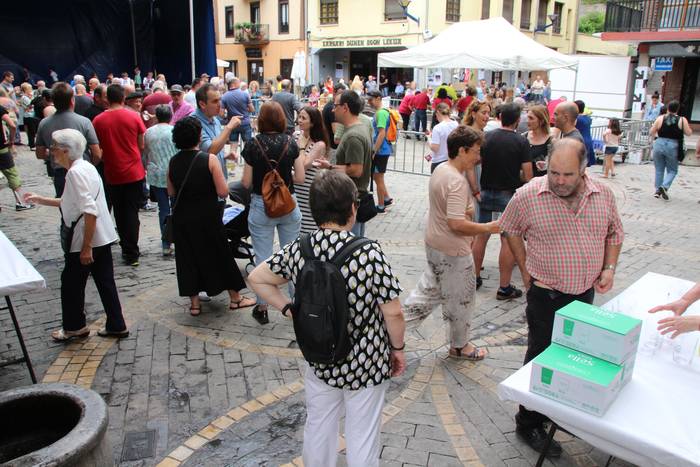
[662,58,686,103]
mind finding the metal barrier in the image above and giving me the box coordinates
[589,115,654,163]
[387,131,433,176]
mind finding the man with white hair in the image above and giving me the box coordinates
[73,83,93,115]
[87,77,99,96]
[73,74,86,87]
[25,128,129,342]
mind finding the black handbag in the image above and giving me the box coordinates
[356,192,378,223]
[678,135,686,162]
[163,152,202,244]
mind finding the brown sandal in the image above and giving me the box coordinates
[449,345,488,361]
[51,327,90,342]
[229,297,256,310]
[189,306,201,317]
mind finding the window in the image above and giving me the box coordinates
[502,0,514,23]
[250,2,260,24]
[279,0,289,34]
[553,2,563,33]
[446,0,460,22]
[227,60,238,77]
[537,0,549,29]
[320,0,338,25]
[520,0,532,29]
[481,0,490,19]
[225,6,234,38]
[385,0,407,21]
[280,59,294,80]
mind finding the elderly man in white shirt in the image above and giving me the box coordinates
[25,129,129,342]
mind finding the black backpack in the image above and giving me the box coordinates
[292,233,373,364]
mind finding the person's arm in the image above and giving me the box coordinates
[36,146,49,160]
[137,133,144,151]
[379,299,407,377]
[681,117,692,137]
[657,315,700,338]
[521,161,533,182]
[292,153,305,184]
[241,162,253,189]
[447,218,500,236]
[2,114,16,149]
[649,115,662,139]
[23,193,61,207]
[504,233,531,288]
[649,282,700,316]
[89,144,102,165]
[206,117,241,155]
[209,154,229,198]
[465,168,480,201]
[303,141,326,168]
[373,128,386,154]
[429,142,440,153]
[248,262,290,311]
[167,172,175,197]
[80,214,96,265]
[247,95,255,113]
[594,243,621,294]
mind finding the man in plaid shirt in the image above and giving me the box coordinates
[500,138,624,456]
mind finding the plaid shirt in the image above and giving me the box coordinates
[500,175,624,295]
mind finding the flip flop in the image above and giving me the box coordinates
[449,345,487,361]
[189,306,202,317]
[229,297,256,310]
[51,328,90,342]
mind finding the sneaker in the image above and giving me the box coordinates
[198,292,212,302]
[97,328,130,339]
[659,186,669,200]
[141,202,157,212]
[476,276,483,290]
[654,188,661,198]
[376,205,386,213]
[497,285,523,300]
[15,203,35,211]
[162,247,174,257]
[124,258,139,267]
[384,198,394,207]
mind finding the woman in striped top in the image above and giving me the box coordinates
[294,106,330,233]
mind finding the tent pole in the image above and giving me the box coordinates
[189,0,196,80]
[572,66,578,101]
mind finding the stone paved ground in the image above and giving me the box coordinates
[2,140,700,467]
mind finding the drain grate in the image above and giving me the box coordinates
[121,429,156,462]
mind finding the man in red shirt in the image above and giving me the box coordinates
[500,138,624,456]
[411,89,430,136]
[93,84,147,266]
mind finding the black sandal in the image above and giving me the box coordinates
[252,305,269,324]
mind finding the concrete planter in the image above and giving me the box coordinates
[0,383,112,467]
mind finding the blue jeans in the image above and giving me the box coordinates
[653,137,679,190]
[478,189,514,223]
[248,194,302,304]
[151,186,172,248]
[414,109,427,133]
[351,221,365,237]
[230,123,253,144]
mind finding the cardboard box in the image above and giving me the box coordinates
[552,301,642,365]
[531,344,624,416]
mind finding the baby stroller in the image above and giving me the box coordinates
[224,181,256,274]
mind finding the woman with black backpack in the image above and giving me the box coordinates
[649,100,692,200]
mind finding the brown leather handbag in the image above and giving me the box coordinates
[254,136,296,218]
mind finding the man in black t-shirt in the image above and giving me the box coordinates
[322,85,346,150]
[473,103,532,299]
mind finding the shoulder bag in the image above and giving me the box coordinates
[253,135,296,218]
[162,152,202,243]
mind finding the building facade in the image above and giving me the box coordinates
[213,0,306,85]
[602,0,700,123]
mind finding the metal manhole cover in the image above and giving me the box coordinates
[121,429,156,462]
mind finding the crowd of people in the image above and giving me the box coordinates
[2,65,700,467]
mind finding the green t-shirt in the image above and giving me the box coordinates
[335,121,372,195]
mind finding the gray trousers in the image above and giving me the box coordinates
[403,245,476,349]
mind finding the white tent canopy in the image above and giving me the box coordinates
[377,17,578,71]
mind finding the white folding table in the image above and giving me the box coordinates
[0,229,46,384]
[499,272,700,467]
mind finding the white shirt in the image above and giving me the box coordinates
[61,159,118,252]
[484,119,501,133]
[430,119,458,164]
[184,90,196,108]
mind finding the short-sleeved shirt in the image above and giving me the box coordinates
[561,128,585,144]
[372,108,392,156]
[267,229,402,390]
[480,128,531,191]
[92,108,146,185]
[241,133,300,195]
[322,101,337,149]
[142,92,172,128]
[430,120,458,164]
[425,163,473,256]
[398,94,413,114]
[412,93,430,110]
[222,88,252,126]
[74,95,93,115]
[193,109,228,179]
[36,110,99,169]
[499,175,624,295]
[144,124,178,188]
[335,122,372,195]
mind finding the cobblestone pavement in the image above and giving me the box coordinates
[2,142,700,467]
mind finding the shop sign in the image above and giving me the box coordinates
[245,48,262,58]
[653,57,673,71]
[320,37,403,48]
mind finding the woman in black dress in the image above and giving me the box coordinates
[167,117,255,316]
[523,105,552,177]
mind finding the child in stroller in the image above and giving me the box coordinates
[224,181,256,273]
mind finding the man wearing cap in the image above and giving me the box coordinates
[125,91,143,114]
[169,84,194,124]
[221,76,254,153]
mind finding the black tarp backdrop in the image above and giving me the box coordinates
[0,0,216,86]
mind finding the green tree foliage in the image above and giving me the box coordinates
[579,12,605,34]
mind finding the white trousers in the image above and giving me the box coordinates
[302,366,388,467]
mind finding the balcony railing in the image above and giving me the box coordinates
[235,23,269,44]
[604,0,700,32]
